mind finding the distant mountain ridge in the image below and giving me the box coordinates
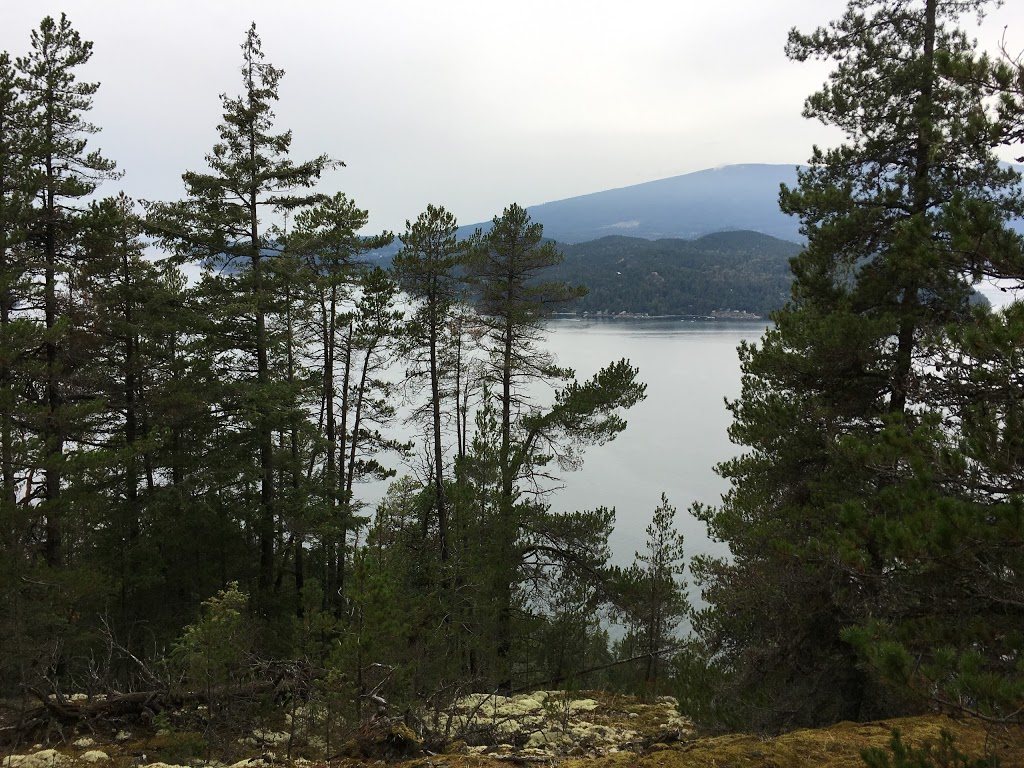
[459,161,1024,244]
[369,162,1023,262]
[461,163,805,244]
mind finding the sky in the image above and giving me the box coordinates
[2,0,1023,236]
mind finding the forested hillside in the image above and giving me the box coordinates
[1,2,1024,766]
[548,231,801,316]
[0,18,671,747]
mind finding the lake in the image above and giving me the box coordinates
[359,314,767,606]
[539,317,767,569]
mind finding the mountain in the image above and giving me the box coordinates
[370,161,1021,260]
[545,231,803,317]
[462,163,804,244]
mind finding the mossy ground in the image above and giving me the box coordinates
[4,693,1022,768]
[562,715,1023,768]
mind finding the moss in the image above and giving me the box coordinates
[561,715,1021,768]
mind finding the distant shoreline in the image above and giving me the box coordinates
[549,312,768,322]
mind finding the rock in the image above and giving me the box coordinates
[241,729,289,748]
[3,751,66,768]
[568,698,599,712]
[72,738,95,748]
[525,730,571,751]
[115,731,133,742]
[79,752,109,763]
[496,695,543,716]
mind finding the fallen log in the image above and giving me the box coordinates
[0,681,284,746]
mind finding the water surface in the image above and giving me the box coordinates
[541,317,767,567]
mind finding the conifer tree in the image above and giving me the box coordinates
[0,51,34,553]
[692,0,1024,728]
[75,194,193,634]
[16,14,118,567]
[616,493,687,694]
[148,23,333,595]
[392,204,469,561]
[463,203,646,687]
[290,193,393,609]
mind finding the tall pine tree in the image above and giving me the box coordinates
[692,0,1024,729]
[16,14,118,567]
[148,23,333,596]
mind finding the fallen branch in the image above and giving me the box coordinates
[1,680,285,746]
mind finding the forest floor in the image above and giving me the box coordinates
[3,690,1022,768]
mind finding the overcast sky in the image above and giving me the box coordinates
[2,1,1023,235]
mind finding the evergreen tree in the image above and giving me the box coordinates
[147,23,333,596]
[334,266,407,595]
[16,14,118,567]
[392,204,469,562]
[463,203,646,687]
[74,194,200,641]
[0,51,35,554]
[290,193,394,610]
[692,0,1024,729]
[615,493,688,695]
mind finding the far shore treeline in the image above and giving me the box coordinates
[1,0,1023,760]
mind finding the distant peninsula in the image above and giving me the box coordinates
[545,230,802,317]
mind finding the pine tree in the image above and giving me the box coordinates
[463,203,646,687]
[148,23,334,595]
[692,0,1024,729]
[0,51,35,554]
[16,14,118,567]
[616,493,688,695]
[290,193,394,610]
[392,204,469,562]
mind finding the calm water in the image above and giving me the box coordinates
[362,316,768,593]
[541,318,768,568]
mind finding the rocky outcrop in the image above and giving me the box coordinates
[426,691,692,757]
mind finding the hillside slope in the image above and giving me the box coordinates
[547,230,802,317]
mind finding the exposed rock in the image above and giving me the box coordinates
[568,699,599,712]
[2,751,66,768]
[434,690,692,755]
[525,730,571,751]
[239,729,289,748]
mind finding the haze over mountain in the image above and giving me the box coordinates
[463,163,804,244]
